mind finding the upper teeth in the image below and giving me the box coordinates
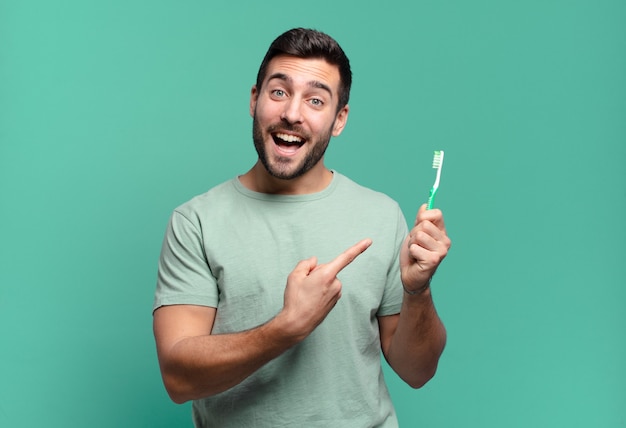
[276,133,302,143]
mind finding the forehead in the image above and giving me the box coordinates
[263,55,341,94]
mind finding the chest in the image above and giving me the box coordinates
[202,202,391,334]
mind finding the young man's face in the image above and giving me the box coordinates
[250,55,349,180]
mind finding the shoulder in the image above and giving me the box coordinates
[171,178,239,223]
[333,172,401,212]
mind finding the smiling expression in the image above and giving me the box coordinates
[250,55,349,181]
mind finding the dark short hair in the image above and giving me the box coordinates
[255,28,352,112]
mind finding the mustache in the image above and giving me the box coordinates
[267,123,310,140]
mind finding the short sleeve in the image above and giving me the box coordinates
[153,210,219,311]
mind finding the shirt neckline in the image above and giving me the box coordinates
[232,170,341,202]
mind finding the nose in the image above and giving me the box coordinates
[280,97,303,124]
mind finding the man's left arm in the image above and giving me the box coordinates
[378,204,451,388]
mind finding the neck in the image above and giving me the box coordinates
[239,162,333,195]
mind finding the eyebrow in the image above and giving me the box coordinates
[267,73,333,97]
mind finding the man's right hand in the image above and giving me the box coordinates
[154,238,372,402]
[277,238,372,341]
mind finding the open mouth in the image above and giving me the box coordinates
[272,132,305,155]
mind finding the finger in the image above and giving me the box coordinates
[326,238,372,276]
[409,236,448,265]
[411,221,450,250]
[413,204,428,226]
[408,230,439,253]
[293,256,318,276]
[416,207,446,231]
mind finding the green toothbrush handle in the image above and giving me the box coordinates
[427,188,437,210]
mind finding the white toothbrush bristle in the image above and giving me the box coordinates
[432,150,444,168]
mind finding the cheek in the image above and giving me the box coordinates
[307,111,332,129]
[254,102,280,124]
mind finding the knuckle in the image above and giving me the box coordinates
[427,254,440,265]
[317,268,336,284]
[416,230,428,241]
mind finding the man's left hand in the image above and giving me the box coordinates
[400,204,451,293]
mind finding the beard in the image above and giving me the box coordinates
[252,113,334,180]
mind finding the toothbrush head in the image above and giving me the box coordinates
[432,150,444,169]
[428,150,445,209]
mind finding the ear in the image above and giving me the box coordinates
[331,104,350,137]
[249,85,258,117]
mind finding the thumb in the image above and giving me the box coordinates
[414,203,428,226]
[293,256,318,276]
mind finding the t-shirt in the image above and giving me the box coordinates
[154,171,408,427]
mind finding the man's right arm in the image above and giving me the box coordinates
[153,238,372,403]
[153,304,301,403]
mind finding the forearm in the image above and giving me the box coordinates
[158,314,300,403]
[155,242,371,403]
[386,288,447,388]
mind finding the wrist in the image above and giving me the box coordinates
[271,310,309,345]
[402,277,432,296]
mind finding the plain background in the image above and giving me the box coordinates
[1,0,624,426]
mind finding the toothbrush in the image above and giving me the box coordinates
[427,150,444,210]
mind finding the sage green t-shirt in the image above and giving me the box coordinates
[154,172,408,427]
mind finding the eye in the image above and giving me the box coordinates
[271,89,286,98]
[309,98,324,107]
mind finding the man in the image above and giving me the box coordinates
[153,28,451,427]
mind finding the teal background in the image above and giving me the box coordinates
[1,0,624,426]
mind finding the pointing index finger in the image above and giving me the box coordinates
[326,238,372,276]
